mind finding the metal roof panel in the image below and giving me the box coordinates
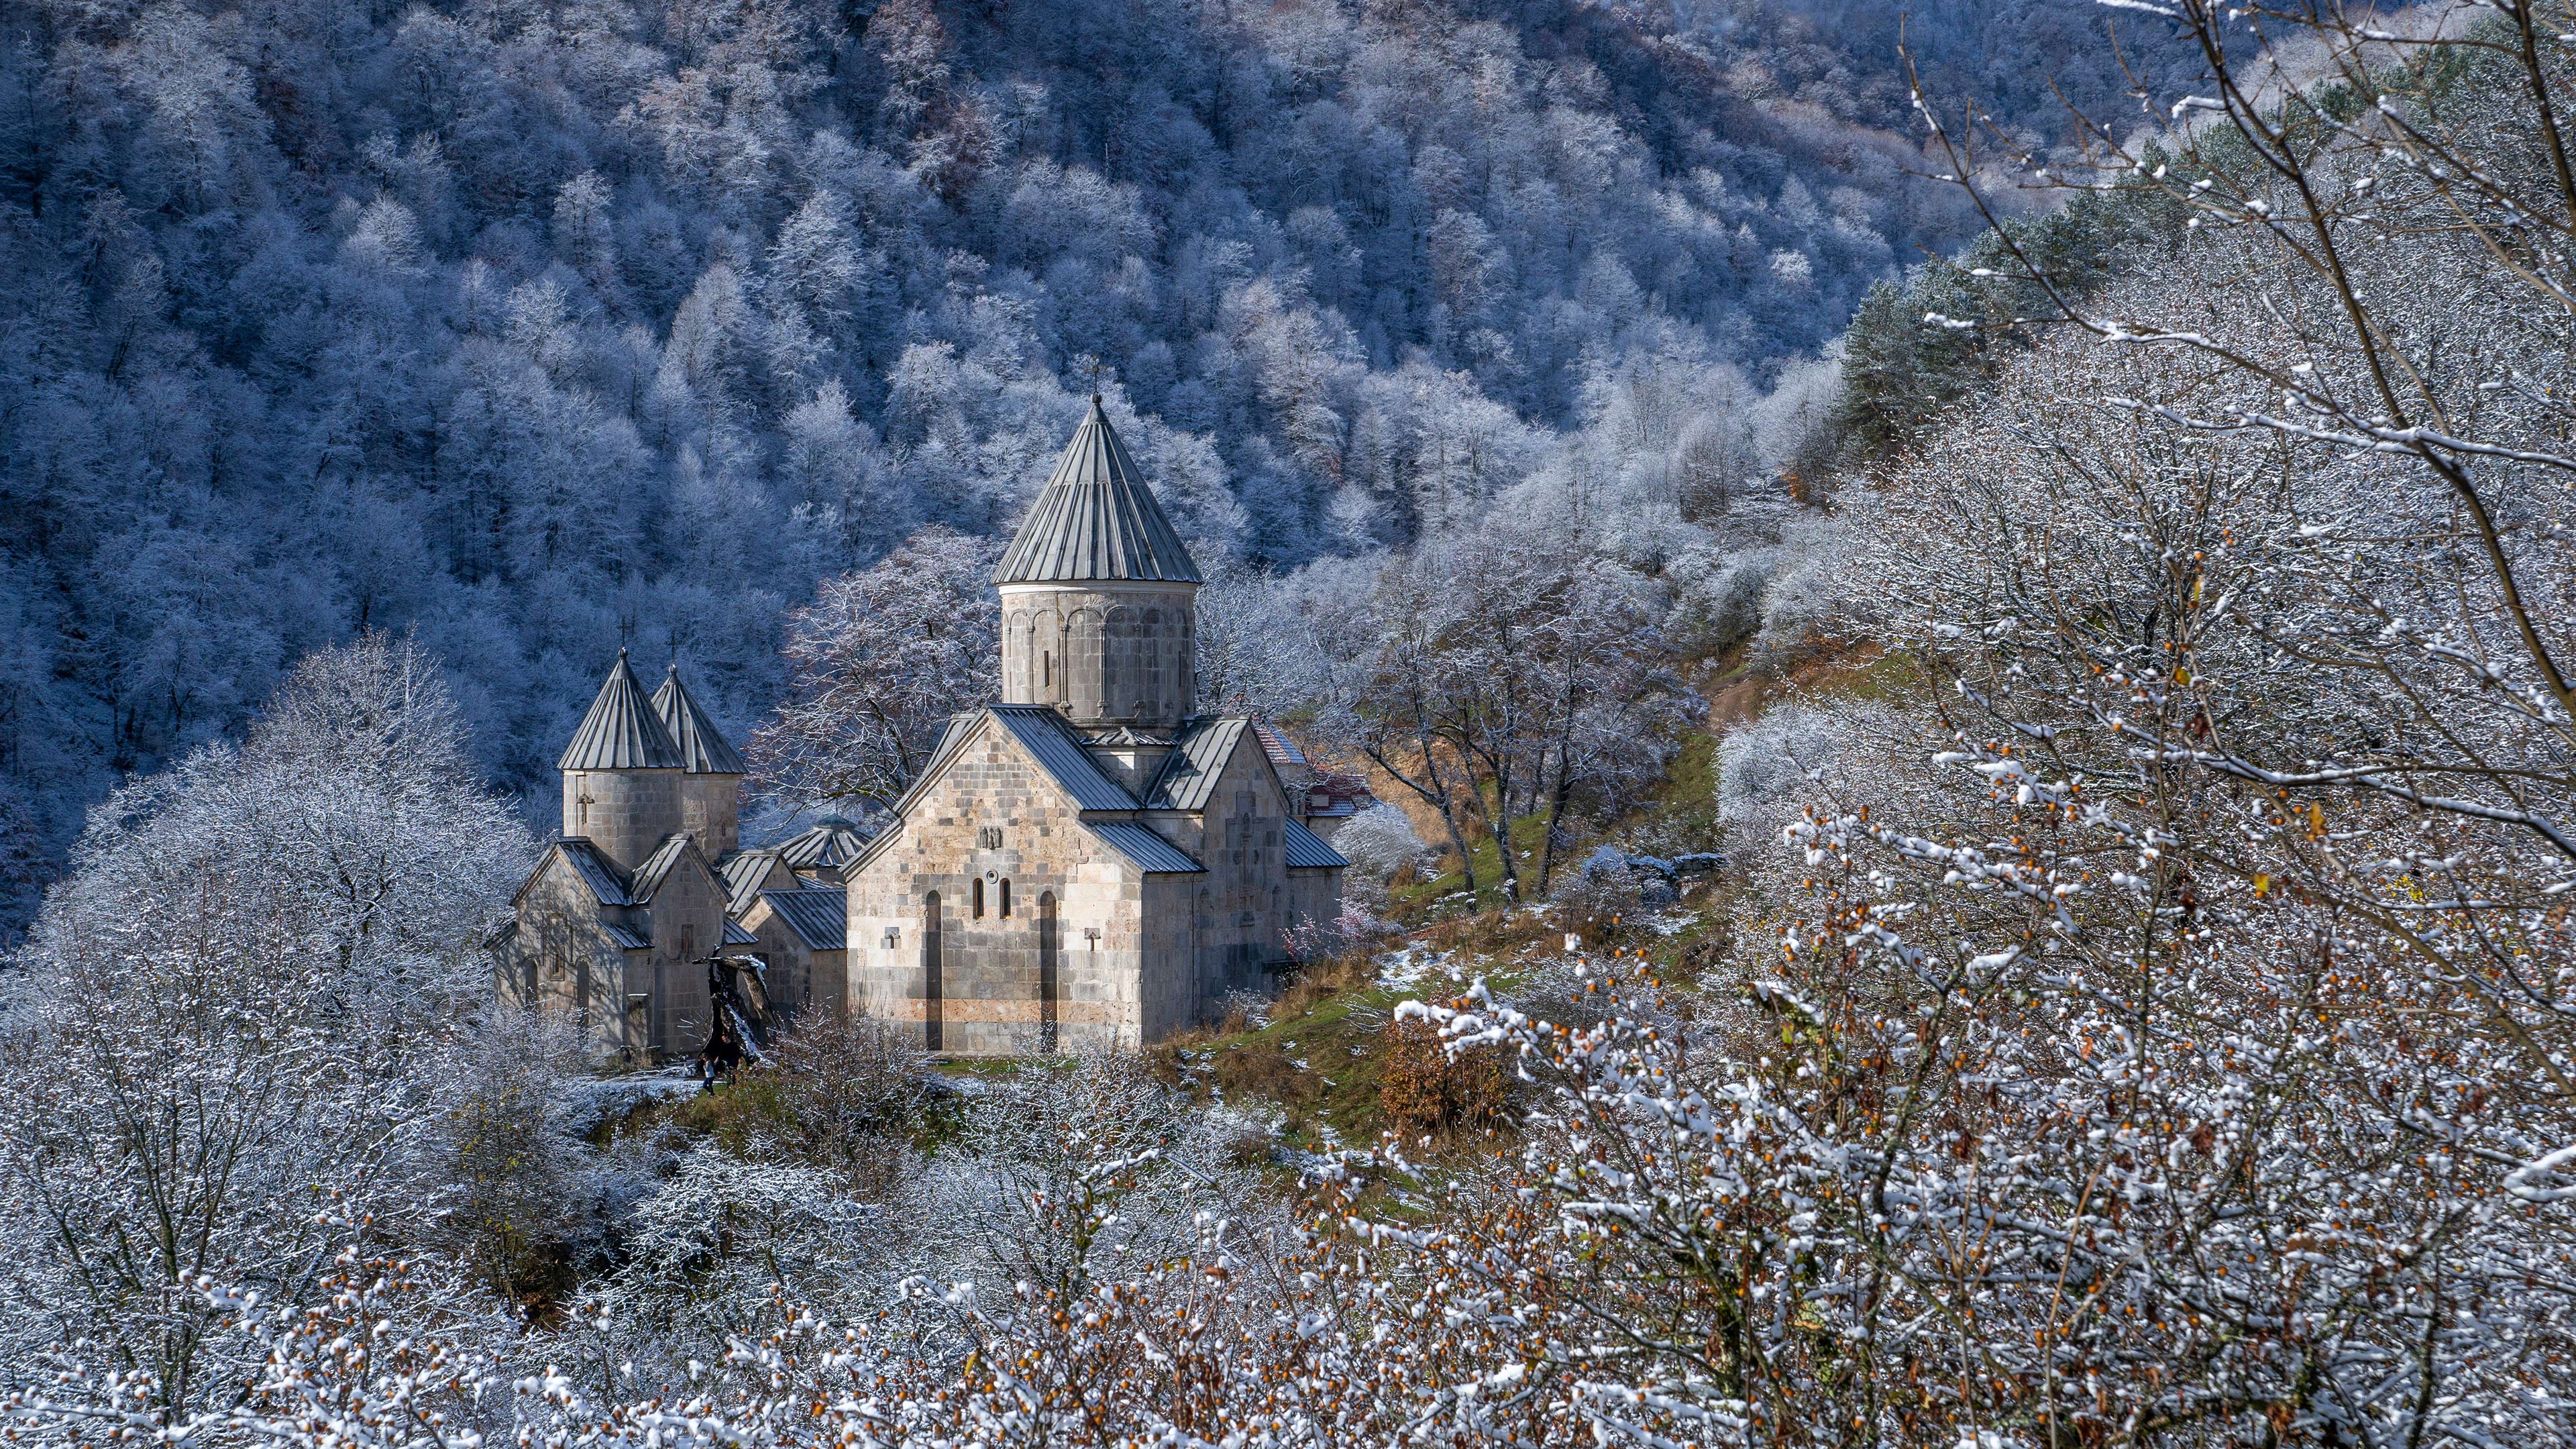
[652,666,746,774]
[990,706,1140,810]
[993,396,1203,584]
[777,816,869,871]
[556,839,633,906]
[1283,817,1350,870]
[629,833,696,903]
[718,848,785,916]
[1087,822,1206,873]
[560,651,687,770]
[1142,717,1246,812]
[760,888,849,950]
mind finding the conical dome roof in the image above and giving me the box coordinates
[652,664,745,775]
[777,814,869,871]
[561,651,688,770]
[993,396,1202,585]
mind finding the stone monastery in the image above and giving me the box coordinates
[493,398,1350,1059]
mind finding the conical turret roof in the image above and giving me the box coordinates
[652,664,745,775]
[993,396,1202,585]
[559,650,687,771]
[777,814,868,871]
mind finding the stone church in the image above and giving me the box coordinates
[489,655,849,1061]
[492,397,1346,1061]
[845,396,1346,1055]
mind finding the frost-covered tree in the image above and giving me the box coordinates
[748,525,1001,816]
[0,633,528,1411]
[0,0,2001,915]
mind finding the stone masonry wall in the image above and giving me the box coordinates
[678,773,741,857]
[1145,733,1301,1003]
[500,853,641,1061]
[641,853,727,1059]
[998,582,1197,731]
[562,767,683,873]
[847,714,1159,1055]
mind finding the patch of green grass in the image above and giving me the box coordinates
[1823,646,1925,705]
[1155,904,1580,1155]
[1625,729,1723,859]
[644,1073,794,1155]
[1388,813,1562,920]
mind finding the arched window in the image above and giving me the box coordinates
[1069,609,1106,716]
[972,878,985,919]
[1037,891,1059,1053]
[1006,611,1034,695]
[923,892,944,1053]
[1000,879,1012,917]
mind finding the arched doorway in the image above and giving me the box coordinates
[922,890,944,1053]
[1038,890,1059,1053]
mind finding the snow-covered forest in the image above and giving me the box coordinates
[8,0,2576,1444]
[0,0,2164,919]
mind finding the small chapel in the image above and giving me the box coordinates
[492,396,1347,1061]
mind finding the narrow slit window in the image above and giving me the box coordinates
[1000,879,1012,917]
[972,878,985,919]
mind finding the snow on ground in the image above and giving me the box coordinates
[1375,944,1449,991]
[560,1066,704,1132]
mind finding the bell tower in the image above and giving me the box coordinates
[994,395,1203,734]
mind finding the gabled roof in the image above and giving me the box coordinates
[718,848,787,916]
[1087,822,1206,874]
[630,833,702,904]
[653,665,745,774]
[603,922,652,951]
[993,396,1203,585]
[723,919,759,946]
[989,705,1140,810]
[538,837,632,906]
[561,651,687,771]
[777,816,869,872]
[1254,723,1308,772]
[1142,716,1250,812]
[850,707,1137,877]
[760,888,848,950]
[1282,817,1350,870]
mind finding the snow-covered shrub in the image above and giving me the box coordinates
[1715,704,1835,838]
[1665,545,1784,657]
[751,1013,930,1195]
[578,1143,883,1368]
[1284,895,1397,963]
[906,1050,1269,1302]
[1748,509,1851,661]
[1328,802,1428,882]
[442,1006,592,1301]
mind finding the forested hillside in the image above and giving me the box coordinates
[0,0,2204,929]
[6,1,2574,1444]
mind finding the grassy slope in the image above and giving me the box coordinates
[1169,635,1923,1146]
[631,620,1908,1165]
